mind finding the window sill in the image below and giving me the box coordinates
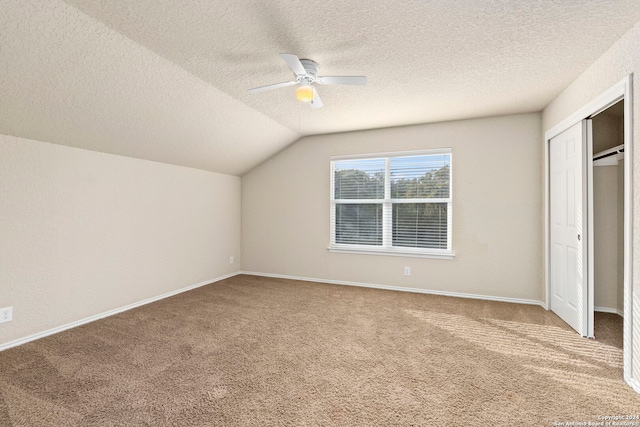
[327,245,455,259]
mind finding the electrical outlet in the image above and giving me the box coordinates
[404,267,411,276]
[229,256,234,264]
[0,307,12,324]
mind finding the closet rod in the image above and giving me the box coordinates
[593,143,624,161]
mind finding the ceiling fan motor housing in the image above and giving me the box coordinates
[299,59,318,81]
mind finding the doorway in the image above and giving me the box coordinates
[590,101,625,339]
[544,75,633,385]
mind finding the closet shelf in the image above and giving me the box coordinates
[593,144,624,166]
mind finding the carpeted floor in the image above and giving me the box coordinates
[0,274,638,426]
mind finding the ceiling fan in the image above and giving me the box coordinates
[248,53,367,109]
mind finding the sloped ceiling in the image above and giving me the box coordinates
[1,1,640,175]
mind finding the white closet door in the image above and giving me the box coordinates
[549,120,589,336]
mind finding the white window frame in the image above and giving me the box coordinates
[329,149,454,259]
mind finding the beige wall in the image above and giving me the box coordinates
[592,101,624,154]
[592,107,625,312]
[542,20,640,385]
[593,165,620,310]
[242,113,543,302]
[0,134,241,347]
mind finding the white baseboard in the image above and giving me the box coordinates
[594,306,624,317]
[0,271,241,352]
[241,271,546,307]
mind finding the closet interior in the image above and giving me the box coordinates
[592,100,624,324]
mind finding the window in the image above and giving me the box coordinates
[330,150,453,258]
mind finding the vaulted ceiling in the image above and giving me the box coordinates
[2,1,640,175]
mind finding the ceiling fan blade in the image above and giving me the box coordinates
[316,76,367,86]
[279,53,307,76]
[248,80,297,93]
[310,87,323,109]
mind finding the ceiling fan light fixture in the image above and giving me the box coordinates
[248,54,366,109]
[295,85,314,103]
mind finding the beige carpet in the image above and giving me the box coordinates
[0,274,637,426]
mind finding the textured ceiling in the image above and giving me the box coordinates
[2,1,640,175]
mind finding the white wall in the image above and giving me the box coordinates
[542,20,640,387]
[242,113,543,302]
[0,134,241,347]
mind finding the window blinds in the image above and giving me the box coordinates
[333,158,384,245]
[390,154,450,249]
[333,158,385,200]
[332,151,451,252]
